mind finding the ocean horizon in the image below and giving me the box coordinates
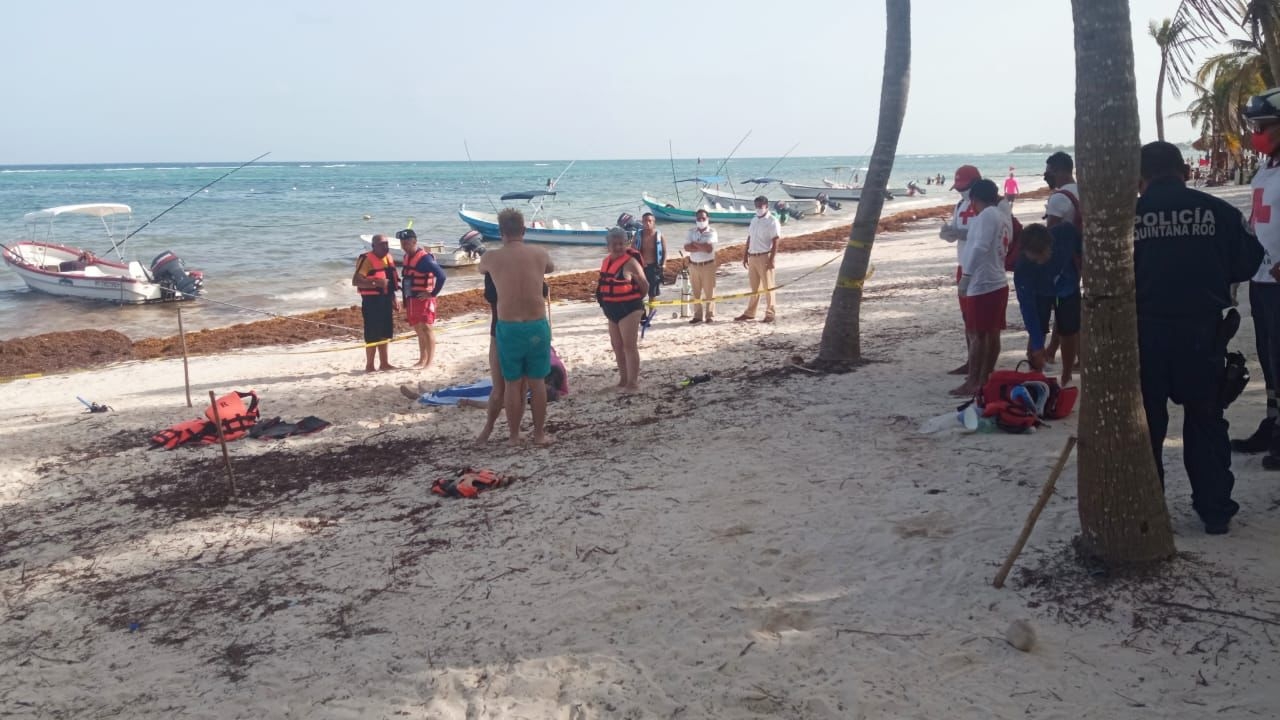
[0,153,1049,341]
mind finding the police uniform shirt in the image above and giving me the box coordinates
[1250,161,1280,283]
[1134,178,1262,318]
[746,213,782,254]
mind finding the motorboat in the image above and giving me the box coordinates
[360,230,485,268]
[2,203,203,304]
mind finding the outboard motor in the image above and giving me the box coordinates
[775,200,804,222]
[617,212,643,240]
[816,192,842,213]
[458,230,486,259]
[149,251,203,301]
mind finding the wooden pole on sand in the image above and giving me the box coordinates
[178,304,192,408]
[207,390,237,495]
[993,435,1077,589]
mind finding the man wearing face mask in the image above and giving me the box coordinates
[1233,88,1280,464]
[940,164,982,375]
[1044,152,1081,228]
[684,209,718,324]
[736,196,782,323]
[1134,141,1262,534]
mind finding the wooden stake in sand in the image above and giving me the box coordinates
[206,390,237,495]
[993,435,1077,589]
[178,304,192,408]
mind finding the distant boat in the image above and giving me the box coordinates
[458,205,609,246]
[2,203,203,304]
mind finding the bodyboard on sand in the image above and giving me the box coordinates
[419,378,494,406]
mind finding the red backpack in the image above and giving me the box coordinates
[973,364,1079,433]
[1003,216,1024,272]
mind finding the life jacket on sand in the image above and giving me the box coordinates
[150,390,260,449]
[596,248,645,303]
[431,468,505,498]
[964,365,1079,434]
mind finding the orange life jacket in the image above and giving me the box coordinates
[149,390,260,449]
[402,248,436,297]
[597,248,645,303]
[357,252,398,296]
[203,390,260,442]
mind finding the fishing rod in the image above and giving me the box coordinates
[711,129,752,179]
[530,159,576,225]
[108,152,270,256]
[759,142,800,182]
[669,140,681,205]
[463,140,500,213]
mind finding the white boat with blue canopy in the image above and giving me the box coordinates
[458,204,609,245]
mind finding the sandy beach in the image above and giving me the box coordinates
[3,184,1278,719]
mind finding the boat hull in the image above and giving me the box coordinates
[458,206,608,246]
[698,188,821,215]
[641,194,756,225]
[782,183,908,201]
[2,242,180,304]
[360,235,480,268]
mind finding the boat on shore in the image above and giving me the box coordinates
[359,231,484,268]
[698,187,821,216]
[641,193,757,225]
[2,204,203,304]
[458,205,609,246]
[780,182,909,202]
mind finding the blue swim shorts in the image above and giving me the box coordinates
[495,318,552,382]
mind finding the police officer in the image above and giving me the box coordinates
[1232,87,1280,465]
[1135,141,1264,534]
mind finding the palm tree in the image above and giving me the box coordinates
[1178,47,1267,178]
[1148,17,1207,140]
[814,0,910,368]
[1177,0,1280,85]
[1071,0,1177,566]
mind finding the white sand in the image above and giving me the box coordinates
[2,186,1277,719]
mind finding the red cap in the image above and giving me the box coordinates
[951,165,981,191]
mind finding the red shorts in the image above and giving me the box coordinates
[964,286,1008,334]
[406,296,437,326]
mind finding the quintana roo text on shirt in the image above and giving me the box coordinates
[1134,208,1218,241]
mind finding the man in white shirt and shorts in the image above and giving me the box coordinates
[954,178,1011,396]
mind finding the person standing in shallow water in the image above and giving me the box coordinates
[477,208,556,447]
[351,234,399,372]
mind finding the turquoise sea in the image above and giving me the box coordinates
[0,153,1047,340]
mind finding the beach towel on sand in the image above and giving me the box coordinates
[418,378,495,406]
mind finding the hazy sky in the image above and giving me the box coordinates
[0,0,1238,163]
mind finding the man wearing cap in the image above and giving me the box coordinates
[397,229,447,370]
[1234,87,1280,464]
[1134,141,1262,535]
[352,234,400,372]
[940,164,982,375]
[736,195,782,323]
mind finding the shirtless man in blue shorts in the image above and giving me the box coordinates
[477,208,556,447]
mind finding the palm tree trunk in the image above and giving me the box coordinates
[1071,0,1176,566]
[814,0,911,368]
[1155,56,1167,141]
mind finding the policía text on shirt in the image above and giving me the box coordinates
[1133,208,1217,241]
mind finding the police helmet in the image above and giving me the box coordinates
[1243,87,1280,125]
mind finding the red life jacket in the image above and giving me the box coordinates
[149,390,260,449]
[976,366,1078,432]
[151,418,214,450]
[597,248,645,303]
[357,252,398,296]
[402,248,436,297]
[203,390,260,442]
